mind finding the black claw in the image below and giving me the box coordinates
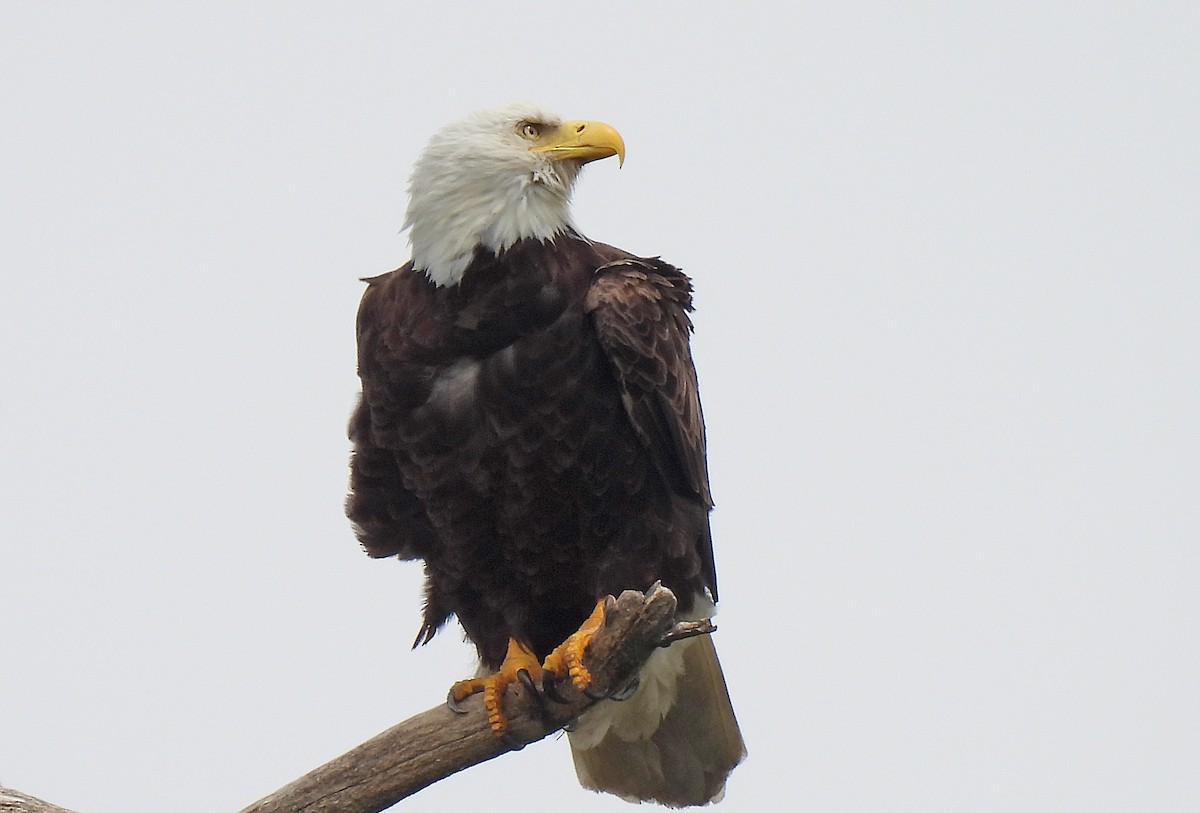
[609,676,640,702]
[659,619,717,647]
[499,731,526,751]
[541,673,571,704]
[583,684,609,701]
[516,668,537,694]
[579,674,640,703]
[446,689,470,714]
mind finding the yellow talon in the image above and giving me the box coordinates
[543,599,607,691]
[448,637,543,735]
[449,600,609,737]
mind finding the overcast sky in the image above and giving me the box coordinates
[2,3,1197,812]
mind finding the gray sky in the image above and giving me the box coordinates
[2,3,1197,811]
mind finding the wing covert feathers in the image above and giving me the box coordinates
[586,258,711,506]
[586,257,718,599]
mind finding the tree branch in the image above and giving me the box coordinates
[0,787,81,813]
[239,584,682,813]
[1,586,686,813]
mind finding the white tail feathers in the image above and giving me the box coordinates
[568,633,746,807]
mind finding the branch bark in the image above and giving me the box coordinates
[1,586,686,813]
[239,584,682,813]
[0,787,81,813]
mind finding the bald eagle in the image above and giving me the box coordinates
[346,104,745,807]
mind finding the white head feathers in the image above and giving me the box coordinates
[403,103,618,287]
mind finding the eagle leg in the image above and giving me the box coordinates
[541,598,607,695]
[447,637,543,736]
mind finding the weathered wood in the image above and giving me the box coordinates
[238,585,681,813]
[0,787,80,813]
[0,587,685,813]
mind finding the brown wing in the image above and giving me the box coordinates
[585,257,717,595]
[345,269,440,562]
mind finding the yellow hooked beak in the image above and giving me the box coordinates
[531,120,625,167]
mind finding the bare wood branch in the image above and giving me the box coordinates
[238,585,681,813]
[0,587,685,813]
[0,787,81,813]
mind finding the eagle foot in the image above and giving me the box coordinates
[445,687,470,715]
[446,637,543,736]
[542,598,607,695]
[448,600,612,737]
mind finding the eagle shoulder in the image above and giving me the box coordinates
[584,256,712,508]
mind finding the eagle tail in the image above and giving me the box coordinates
[567,633,746,807]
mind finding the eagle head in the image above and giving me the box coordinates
[403,103,625,287]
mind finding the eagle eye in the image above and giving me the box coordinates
[519,122,542,140]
